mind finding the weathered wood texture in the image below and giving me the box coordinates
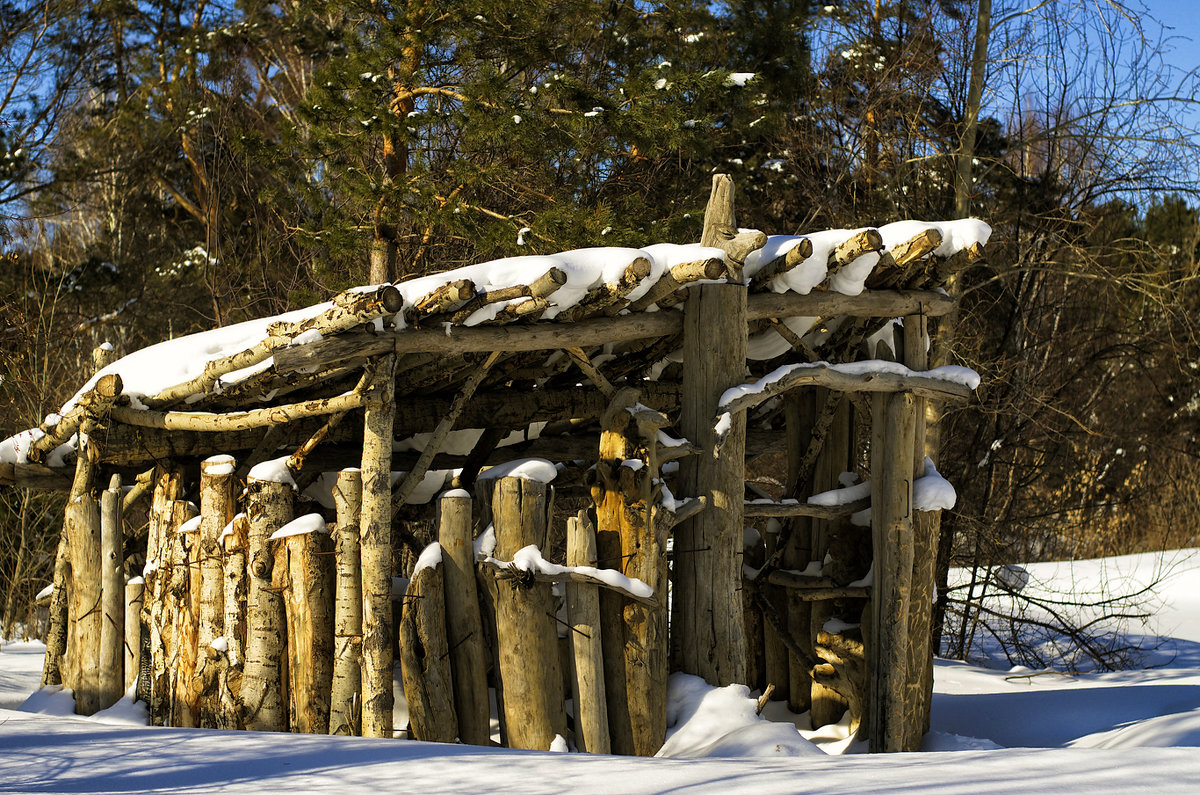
[360,355,397,738]
[594,391,666,755]
[490,476,567,751]
[220,512,248,729]
[399,550,458,742]
[674,283,748,686]
[566,512,610,754]
[868,390,917,752]
[66,493,103,714]
[330,469,363,736]
[99,475,125,710]
[196,456,235,728]
[139,464,184,723]
[437,491,491,746]
[124,579,144,692]
[241,478,292,731]
[279,526,335,734]
[783,391,816,714]
[903,314,938,747]
[167,498,201,728]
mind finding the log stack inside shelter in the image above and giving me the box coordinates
[0,176,987,755]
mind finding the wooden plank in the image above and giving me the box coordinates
[673,283,747,687]
[566,512,610,755]
[437,490,491,746]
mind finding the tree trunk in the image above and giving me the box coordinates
[141,463,184,724]
[220,512,248,729]
[196,456,235,727]
[280,526,335,734]
[66,494,102,714]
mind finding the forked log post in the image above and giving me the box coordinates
[330,469,364,736]
[903,314,938,746]
[220,512,248,729]
[566,511,610,755]
[140,463,184,723]
[197,455,236,728]
[277,521,335,734]
[868,388,917,752]
[99,474,124,710]
[674,282,748,686]
[359,354,397,738]
[399,545,458,743]
[124,578,144,693]
[490,476,567,751]
[66,492,102,714]
[437,490,490,746]
[594,389,665,756]
[241,477,293,731]
[700,172,766,273]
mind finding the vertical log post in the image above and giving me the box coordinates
[168,499,200,727]
[219,512,248,729]
[903,315,938,747]
[241,478,293,731]
[399,544,458,742]
[566,511,610,755]
[360,354,397,738]
[868,379,917,752]
[141,463,184,724]
[674,283,748,686]
[330,469,364,736]
[124,577,143,693]
[99,474,124,709]
[438,490,491,746]
[279,521,335,734]
[594,389,666,755]
[811,395,851,727]
[65,491,102,714]
[491,475,567,750]
[783,392,816,715]
[197,456,236,727]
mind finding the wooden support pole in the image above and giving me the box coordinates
[241,478,292,731]
[99,474,124,710]
[140,463,184,724]
[330,469,364,736]
[66,492,102,714]
[124,578,143,693]
[360,354,397,738]
[783,391,815,715]
[566,512,610,755]
[903,314,938,747]
[674,282,748,687]
[490,476,567,750]
[220,513,248,729]
[438,490,491,746]
[279,524,335,734]
[196,456,235,728]
[399,546,458,742]
[167,498,200,727]
[594,389,665,755]
[868,390,917,752]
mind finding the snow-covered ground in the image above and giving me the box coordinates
[3,550,1200,793]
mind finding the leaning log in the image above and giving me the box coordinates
[399,545,458,743]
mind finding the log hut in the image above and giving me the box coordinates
[0,176,987,754]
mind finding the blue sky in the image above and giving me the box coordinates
[1142,0,1200,85]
